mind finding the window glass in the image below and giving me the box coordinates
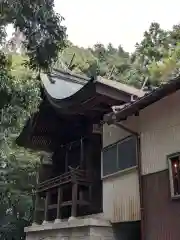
[117,136,137,171]
[102,144,118,176]
[170,155,180,196]
[102,136,137,177]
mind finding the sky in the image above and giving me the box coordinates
[6,0,180,53]
[54,0,180,52]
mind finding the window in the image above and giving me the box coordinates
[102,144,118,176]
[102,136,137,177]
[168,153,180,198]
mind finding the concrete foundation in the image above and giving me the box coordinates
[25,216,115,240]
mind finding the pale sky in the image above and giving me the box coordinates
[6,0,180,53]
[55,0,180,52]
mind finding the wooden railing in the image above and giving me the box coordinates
[34,169,92,223]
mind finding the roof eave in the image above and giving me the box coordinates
[104,75,180,125]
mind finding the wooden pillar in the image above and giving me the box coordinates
[33,193,39,224]
[89,185,92,203]
[71,183,78,217]
[65,147,68,172]
[44,191,50,222]
[86,137,93,179]
[33,165,40,224]
[56,187,62,220]
[80,137,84,169]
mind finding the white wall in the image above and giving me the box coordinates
[140,89,180,175]
[103,116,138,147]
[102,89,180,222]
[102,116,140,222]
[103,170,140,222]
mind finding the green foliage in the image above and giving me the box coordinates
[0,52,40,239]
[0,141,39,240]
[56,42,130,82]
[0,0,66,71]
[0,1,66,238]
[0,54,40,135]
[126,22,180,88]
[0,125,40,239]
[55,22,180,89]
[1,12,180,240]
[148,44,180,81]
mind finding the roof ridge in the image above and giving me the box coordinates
[97,76,145,97]
[53,68,90,81]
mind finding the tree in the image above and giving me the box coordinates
[0,0,66,71]
[5,29,25,54]
[0,53,40,240]
[0,139,40,240]
[54,42,131,81]
[0,0,66,150]
[54,22,180,89]
[107,43,116,55]
[0,4,66,234]
[132,23,169,65]
[170,24,180,47]
[124,22,173,88]
[92,43,107,62]
[148,44,180,82]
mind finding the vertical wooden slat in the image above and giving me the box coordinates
[71,183,78,217]
[89,185,92,202]
[56,187,62,219]
[80,137,84,168]
[33,193,39,223]
[44,191,50,221]
[65,147,68,172]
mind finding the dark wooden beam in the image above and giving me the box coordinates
[65,149,68,172]
[56,187,62,220]
[71,183,78,217]
[33,193,39,223]
[80,137,84,168]
[44,191,50,221]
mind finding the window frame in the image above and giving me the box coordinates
[117,135,137,171]
[101,135,137,179]
[167,152,180,199]
[101,141,118,178]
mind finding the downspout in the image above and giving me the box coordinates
[113,122,145,240]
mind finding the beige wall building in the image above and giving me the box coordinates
[103,79,180,240]
[102,117,140,223]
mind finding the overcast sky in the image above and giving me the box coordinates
[55,0,180,52]
[6,0,180,53]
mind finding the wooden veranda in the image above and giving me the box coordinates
[34,168,92,223]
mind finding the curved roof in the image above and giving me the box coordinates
[16,69,145,150]
[41,69,90,100]
[40,69,144,107]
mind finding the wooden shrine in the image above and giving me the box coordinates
[16,69,143,224]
